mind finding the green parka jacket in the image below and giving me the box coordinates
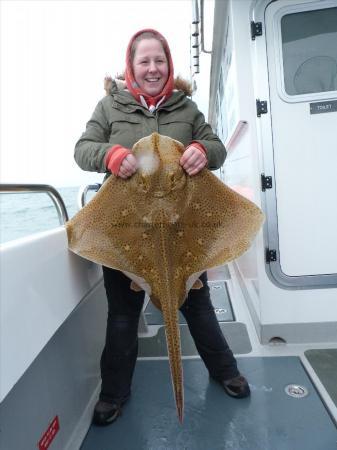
[74,80,226,176]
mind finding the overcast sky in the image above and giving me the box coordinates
[1,0,214,187]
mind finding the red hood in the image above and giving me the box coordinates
[124,28,174,108]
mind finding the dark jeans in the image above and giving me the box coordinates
[99,267,239,403]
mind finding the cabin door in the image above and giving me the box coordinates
[263,0,337,288]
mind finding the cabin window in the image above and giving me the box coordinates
[281,7,337,95]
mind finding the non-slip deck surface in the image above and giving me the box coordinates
[138,322,252,357]
[144,280,234,325]
[81,357,337,450]
[305,348,337,407]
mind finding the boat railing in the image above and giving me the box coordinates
[0,183,69,224]
[77,183,101,209]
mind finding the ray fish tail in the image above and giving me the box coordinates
[161,303,184,423]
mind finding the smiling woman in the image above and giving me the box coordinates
[71,21,250,426]
[132,36,169,97]
[126,30,174,112]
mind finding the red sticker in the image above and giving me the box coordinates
[38,416,60,450]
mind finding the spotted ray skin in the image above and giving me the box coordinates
[66,133,265,422]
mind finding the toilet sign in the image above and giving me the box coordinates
[310,100,337,114]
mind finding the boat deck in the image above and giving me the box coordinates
[1,264,336,449]
[81,357,337,450]
[80,271,337,449]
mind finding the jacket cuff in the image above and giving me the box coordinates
[187,141,207,155]
[105,145,131,175]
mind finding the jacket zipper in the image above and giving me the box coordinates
[154,110,159,133]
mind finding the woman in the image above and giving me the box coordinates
[74,29,250,426]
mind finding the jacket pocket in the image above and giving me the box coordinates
[159,119,193,146]
[109,116,143,149]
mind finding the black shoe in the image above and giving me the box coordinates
[92,400,123,426]
[220,375,251,398]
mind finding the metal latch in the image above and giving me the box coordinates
[266,249,277,263]
[256,99,268,117]
[251,21,263,40]
[261,174,272,191]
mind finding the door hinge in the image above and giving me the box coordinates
[261,174,273,191]
[251,21,263,40]
[266,249,277,263]
[256,99,268,117]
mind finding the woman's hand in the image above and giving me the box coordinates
[105,145,138,179]
[117,153,138,179]
[180,145,207,176]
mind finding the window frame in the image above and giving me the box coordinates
[273,1,337,104]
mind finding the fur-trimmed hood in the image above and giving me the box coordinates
[103,75,194,97]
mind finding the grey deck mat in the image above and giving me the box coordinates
[81,357,337,450]
[138,322,252,356]
[305,348,337,407]
[144,280,234,325]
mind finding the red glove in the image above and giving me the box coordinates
[185,141,207,155]
[105,145,132,175]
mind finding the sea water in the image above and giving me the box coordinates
[0,186,96,244]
